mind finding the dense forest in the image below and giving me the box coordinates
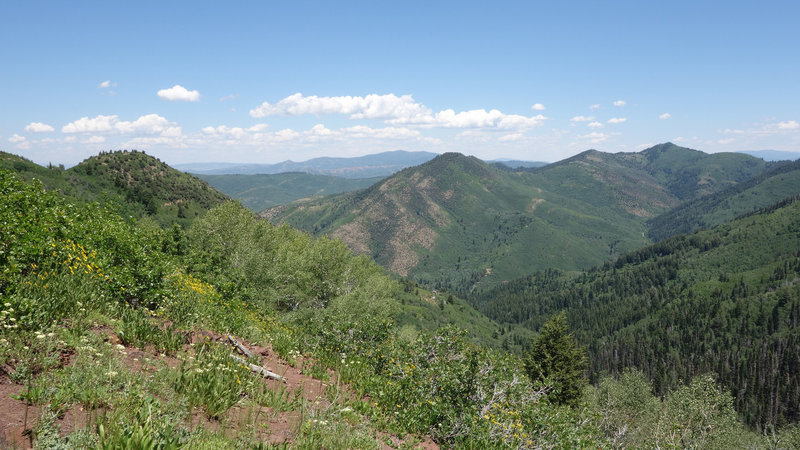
[471,196,800,430]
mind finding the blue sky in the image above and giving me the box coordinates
[2,1,798,165]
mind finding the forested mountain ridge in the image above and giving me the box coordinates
[470,195,800,429]
[264,143,771,293]
[647,158,800,240]
[1,149,228,227]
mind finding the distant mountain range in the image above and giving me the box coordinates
[175,150,440,178]
[737,150,800,161]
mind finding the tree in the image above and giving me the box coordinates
[524,311,587,406]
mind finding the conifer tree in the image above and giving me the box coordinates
[524,311,588,406]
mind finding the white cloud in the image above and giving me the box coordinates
[659,113,672,120]
[98,80,116,89]
[62,114,181,137]
[607,117,627,124]
[342,125,420,139]
[219,94,238,102]
[588,121,604,129]
[408,109,546,129]
[581,132,611,144]
[62,115,118,133]
[570,115,594,122]
[613,100,626,107]
[8,133,26,143]
[250,93,429,120]
[778,120,799,130]
[589,104,600,111]
[250,92,547,130]
[157,84,200,102]
[718,138,735,144]
[82,136,106,144]
[531,103,546,111]
[25,122,55,133]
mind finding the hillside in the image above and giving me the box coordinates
[264,144,770,293]
[0,167,606,448]
[647,158,800,240]
[178,150,439,178]
[1,150,228,227]
[471,196,800,429]
[198,172,383,212]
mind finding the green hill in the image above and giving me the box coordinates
[1,150,228,227]
[264,144,769,294]
[647,158,800,240]
[471,196,800,429]
[198,172,383,212]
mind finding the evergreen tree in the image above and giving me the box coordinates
[524,311,588,406]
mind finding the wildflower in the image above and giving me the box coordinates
[106,371,118,377]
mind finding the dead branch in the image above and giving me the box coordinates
[227,334,256,359]
[229,354,285,383]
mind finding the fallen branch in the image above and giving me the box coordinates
[229,354,285,383]
[227,334,255,359]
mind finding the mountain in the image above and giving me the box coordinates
[738,150,800,161]
[263,144,769,293]
[197,172,384,212]
[1,150,228,227]
[177,150,439,178]
[648,158,800,240]
[471,195,800,429]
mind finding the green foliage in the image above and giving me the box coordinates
[524,312,588,407]
[174,342,254,418]
[587,371,764,449]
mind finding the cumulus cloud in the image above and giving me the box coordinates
[62,114,181,137]
[157,84,200,102]
[8,134,26,143]
[531,103,546,111]
[570,116,594,122]
[589,104,600,111]
[588,121,604,129]
[659,113,672,120]
[250,93,547,130]
[778,120,799,130]
[25,122,55,133]
[613,100,626,107]
[406,109,546,129]
[607,117,627,124]
[98,80,117,89]
[250,93,428,120]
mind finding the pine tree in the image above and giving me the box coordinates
[524,311,588,406]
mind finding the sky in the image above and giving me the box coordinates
[1,0,799,166]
